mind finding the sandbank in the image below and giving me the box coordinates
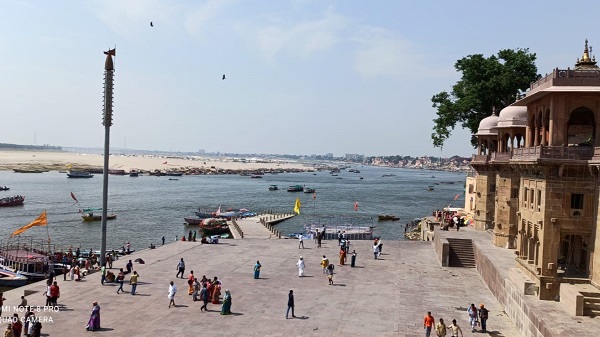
[0,150,314,172]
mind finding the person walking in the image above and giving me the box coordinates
[162,236,165,245]
[478,304,489,333]
[107,253,113,269]
[168,281,177,308]
[339,248,346,266]
[130,271,139,295]
[12,314,22,337]
[85,302,101,331]
[116,268,125,294]
[467,303,478,332]
[192,278,200,301]
[317,230,322,248]
[176,258,185,278]
[254,261,261,279]
[298,235,304,249]
[373,244,379,260]
[321,256,329,274]
[286,290,296,319]
[423,311,435,337]
[351,250,357,267]
[448,319,463,337]
[435,318,447,337]
[126,260,133,274]
[49,281,60,307]
[200,282,209,311]
[296,257,305,277]
[4,323,14,337]
[327,268,334,285]
[220,290,232,315]
[100,264,106,285]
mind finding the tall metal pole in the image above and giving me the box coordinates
[100,48,115,267]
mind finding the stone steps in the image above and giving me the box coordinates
[447,238,475,268]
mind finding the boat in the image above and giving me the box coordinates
[200,218,230,236]
[269,185,278,191]
[13,169,44,173]
[67,171,94,178]
[382,174,396,177]
[250,175,263,178]
[0,238,60,281]
[81,209,117,222]
[378,214,400,221]
[195,210,215,218]
[129,169,139,177]
[168,178,179,181]
[184,217,202,225]
[0,186,9,191]
[166,172,183,176]
[303,187,315,193]
[0,195,24,207]
[440,181,455,184]
[0,269,28,287]
[108,169,126,175]
[427,186,435,191]
[359,177,364,180]
[347,169,361,173]
[287,185,304,192]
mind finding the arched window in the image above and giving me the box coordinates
[567,107,596,146]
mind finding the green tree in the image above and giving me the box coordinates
[431,48,539,148]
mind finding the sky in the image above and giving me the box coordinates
[0,1,597,157]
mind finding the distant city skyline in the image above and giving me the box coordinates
[1,1,596,157]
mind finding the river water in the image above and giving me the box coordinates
[0,166,465,251]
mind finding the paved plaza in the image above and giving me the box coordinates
[1,231,524,337]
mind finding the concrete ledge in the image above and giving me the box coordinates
[509,267,538,295]
[560,283,584,316]
[433,230,449,267]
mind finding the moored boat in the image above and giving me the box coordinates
[250,175,263,178]
[378,214,400,221]
[200,218,230,236]
[287,185,303,192]
[184,217,202,225]
[67,171,94,178]
[0,195,24,207]
[0,269,28,287]
[0,238,59,281]
[13,169,44,173]
[166,171,183,176]
[129,169,139,177]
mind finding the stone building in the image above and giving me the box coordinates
[470,40,600,301]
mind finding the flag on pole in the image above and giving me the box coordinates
[70,191,79,203]
[454,194,460,201]
[294,197,301,214]
[215,205,221,216]
[11,210,48,238]
[354,201,359,211]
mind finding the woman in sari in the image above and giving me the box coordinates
[339,248,346,265]
[220,290,232,315]
[254,261,261,279]
[211,283,221,304]
[86,302,101,331]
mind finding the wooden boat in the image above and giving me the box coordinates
[268,185,278,191]
[184,217,202,225]
[82,211,117,222]
[129,169,139,177]
[200,218,230,236]
[0,238,61,281]
[440,181,455,184]
[13,169,44,173]
[108,169,126,175]
[168,178,179,181]
[250,175,263,178]
[166,171,183,176]
[0,186,9,191]
[287,185,304,192]
[194,211,215,218]
[378,214,400,221]
[303,187,315,193]
[0,195,24,207]
[427,186,435,191]
[67,171,94,178]
[0,269,28,287]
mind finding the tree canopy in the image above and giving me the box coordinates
[431,48,540,148]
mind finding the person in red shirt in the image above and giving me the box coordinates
[50,281,60,307]
[423,311,435,337]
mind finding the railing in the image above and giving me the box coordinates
[512,145,593,161]
[529,68,600,95]
[260,217,283,238]
[471,154,489,164]
[490,152,511,162]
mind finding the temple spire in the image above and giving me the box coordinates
[575,39,598,69]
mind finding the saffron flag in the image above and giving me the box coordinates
[11,210,48,238]
[354,201,359,211]
[70,191,78,203]
[294,197,301,215]
[454,194,460,201]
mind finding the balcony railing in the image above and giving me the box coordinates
[471,154,489,164]
[512,145,593,161]
[490,152,511,162]
[528,68,600,96]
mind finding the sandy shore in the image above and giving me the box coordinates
[0,150,315,173]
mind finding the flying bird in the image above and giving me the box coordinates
[222,74,226,80]
[150,22,154,27]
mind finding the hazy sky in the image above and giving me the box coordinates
[0,1,596,157]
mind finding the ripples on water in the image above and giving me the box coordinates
[0,166,465,251]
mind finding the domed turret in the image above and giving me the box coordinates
[475,109,500,136]
[496,105,527,128]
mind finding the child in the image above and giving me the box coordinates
[328,272,333,285]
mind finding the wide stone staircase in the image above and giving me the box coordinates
[447,238,476,268]
[582,291,600,317]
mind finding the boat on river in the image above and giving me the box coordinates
[0,269,28,287]
[81,208,117,222]
[0,195,24,207]
[269,185,278,191]
[13,169,44,173]
[67,171,94,178]
[378,214,400,221]
[129,169,139,177]
[0,238,60,281]
[287,185,303,192]
[200,218,230,236]
[0,186,10,191]
[303,187,315,193]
